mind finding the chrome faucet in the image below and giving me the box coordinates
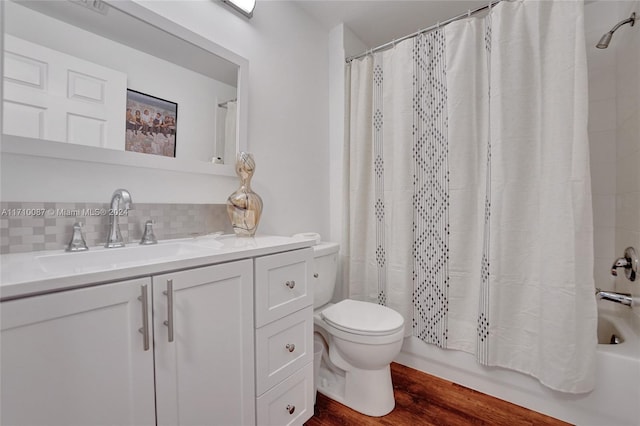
[105,189,132,248]
[610,247,638,281]
[595,288,633,307]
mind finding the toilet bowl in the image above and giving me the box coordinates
[310,240,405,417]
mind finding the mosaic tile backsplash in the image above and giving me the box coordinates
[0,202,232,254]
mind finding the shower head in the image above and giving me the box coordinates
[596,32,614,49]
[596,12,636,49]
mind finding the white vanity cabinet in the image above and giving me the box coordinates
[0,277,157,426]
[254,248,315,426]
[0,237,317,426]
[0,259,254,426]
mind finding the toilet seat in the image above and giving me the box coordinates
[321,299,404,336]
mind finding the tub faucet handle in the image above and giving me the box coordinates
[611,257,629,275]
[610,247,638,282]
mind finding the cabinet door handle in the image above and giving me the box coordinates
[163,279,174,343]
[286,404,295,415]
[285,343,295,352]
[138,284,150,351]
[285,280,296,289]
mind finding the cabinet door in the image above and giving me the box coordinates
[0,278,156,426]
[153,260,255,426]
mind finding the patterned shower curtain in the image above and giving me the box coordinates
[344,0,597,393]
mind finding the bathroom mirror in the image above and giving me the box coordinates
[1,0,248,176]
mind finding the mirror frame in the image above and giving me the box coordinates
[0,0,248,177]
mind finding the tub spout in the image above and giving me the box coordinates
[595,288,633,307]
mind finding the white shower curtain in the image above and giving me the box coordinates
[344,0,597,393]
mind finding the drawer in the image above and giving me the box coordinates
[255,248,313,327]
[256,306,313,395]
[256,363,314,426]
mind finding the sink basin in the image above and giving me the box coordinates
[597,315,625,344]
[189,235,225,249]
[37,242,207,275]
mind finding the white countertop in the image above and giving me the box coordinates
[0,234,315,301]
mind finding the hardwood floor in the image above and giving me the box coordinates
[305,363,571,426]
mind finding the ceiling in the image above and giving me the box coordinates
[296,0,490,49]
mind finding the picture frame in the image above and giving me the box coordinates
[125,89,178,158]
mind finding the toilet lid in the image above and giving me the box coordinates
[321,299,404,336]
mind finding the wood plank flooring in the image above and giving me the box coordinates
[305,363,571,426]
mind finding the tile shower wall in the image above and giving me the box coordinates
[586,2,620,291]
[587,0,640,328]
[613,0,640,326]
[0,202,232,254]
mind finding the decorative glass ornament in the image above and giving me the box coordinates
[226,152,263,237]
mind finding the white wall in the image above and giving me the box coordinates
[123,0,331,237]
[328,24,346,247]
[1,0,330,238]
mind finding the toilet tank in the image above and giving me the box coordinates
[312,242,340,309]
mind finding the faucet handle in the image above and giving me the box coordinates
[610,247,638,281]
[140,220,158,245]
[66,222,89,252]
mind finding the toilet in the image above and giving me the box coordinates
[312,241,405,417]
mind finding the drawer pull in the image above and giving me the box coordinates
[285,280,296,289]
[286,404,295,415]
[285,343,296,352]
[313,273,319,278]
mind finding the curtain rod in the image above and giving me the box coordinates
[218,98,237,108]
[345,0,502,63]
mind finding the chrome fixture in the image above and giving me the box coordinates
[69,0,108,15]
[140,220,158,245]
[596,12,636,49]
[163,279,175,343]
[105,189,132,248]
[138,284,150,351]
[221,0,255,18]
[610,247,638,281]
[66,222,88,252]
[595,288,633,307]
[218,98,237,108]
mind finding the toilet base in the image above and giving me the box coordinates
[316,362,395,417]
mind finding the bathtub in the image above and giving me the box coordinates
[396,301,640,425]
